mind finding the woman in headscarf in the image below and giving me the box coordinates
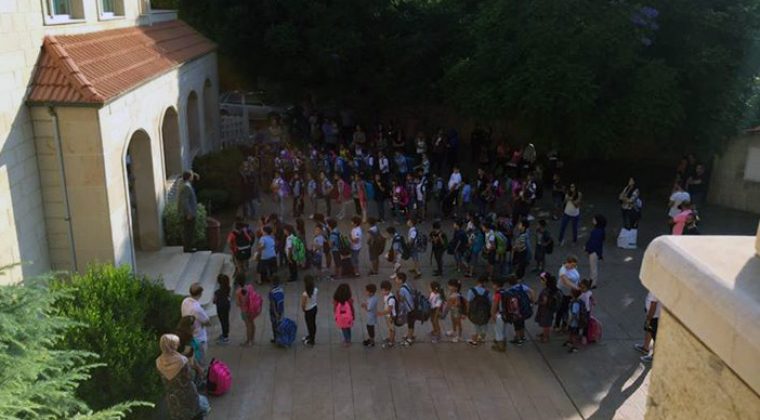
[156,334,210,420]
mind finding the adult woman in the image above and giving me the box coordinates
[558,183,582,245]
[156,334,210,420]
[373,173,387,222]
[584,215,606,287]
[618,177,641,230]
[300,275,318,346]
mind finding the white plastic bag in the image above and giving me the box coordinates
[617,228,638,249]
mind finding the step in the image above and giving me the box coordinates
[174,251,212,297]
[161,252,194,291]
[197,253,226,307]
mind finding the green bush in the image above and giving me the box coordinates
[192,147,244,209]
[162,202,208,250]
[0,272,146,419]
[197,188,230,211]
[52,265,184,414]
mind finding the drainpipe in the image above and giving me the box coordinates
[48,106,78,272]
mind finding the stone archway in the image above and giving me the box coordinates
[203,79,216,147]
[161,107,182,178]
[187,91,201,156]
[126,130,161,251]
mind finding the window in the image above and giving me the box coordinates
[745,147,760,182]
[45,0,84,23]
[99,0,124,19]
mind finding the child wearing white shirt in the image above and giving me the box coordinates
[429,281,444,343]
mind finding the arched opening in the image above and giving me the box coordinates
[203,79,216,147]
[161,107,182,178]
[126,130,161,251]
[187,91,201,156]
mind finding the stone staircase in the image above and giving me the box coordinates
[136,246,233,318]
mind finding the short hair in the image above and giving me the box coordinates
[380,280,393,291]
[366,283,377,294]
[327,218,338,229]
[189,282,203,297]
[352,216,362,226]
[386,226,397,235]
[580,278,593,290]
[477,274,489,284]
[395,272,407,283]
[538,219,547,227]
[493,277,507,288]
[367,217,377,225]
[270,275,280,286]
[263,226,273,235]
[566,255,578,264]
[507,275,519,286]
[447,278,461,291]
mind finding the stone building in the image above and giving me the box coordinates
[0,0,219,284]
[708,127,760,213]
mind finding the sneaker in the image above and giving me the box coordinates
[362,339,372,346]
[381,339,394,349]
[400,338,412,347]
[302,336,309,344]
[445,330,454,337]
[640,355,653,363]
[431,336,439,344]
[633,344,650,355]
[217,336,230,345]
[509,338,522,344]
[451,336,460,343]
[467,339,480,346]
[366,341,375,348]
[568,346,579,353]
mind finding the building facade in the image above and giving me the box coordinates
[708,128,760,214]
[0,0,219,284]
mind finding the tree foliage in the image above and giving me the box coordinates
[0,271,145,419]
[180,0,760,157]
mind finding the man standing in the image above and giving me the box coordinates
[181,283,210,366]
[177,171,198,253]
[554,255,580,332]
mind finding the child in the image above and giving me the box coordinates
[268,276,285,344]
[333,283,355,347]
[507,274,535,345]
[445,279,464,342]
[300,275,318,346]
[535,272,561,343]
[491,277,508,352]
[578,278,594,339]
[534,219,553,273]
[429,281,444,343]
[312,224,326,275]
[466,275,491,346]
[565,288,583,353]
[361,283,379,347]
[377,280,397,349]
[213,274,231,345]
[235,274,258,347]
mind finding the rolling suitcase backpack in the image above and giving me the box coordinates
[207,358,232,396]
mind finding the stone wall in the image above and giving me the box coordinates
[646,310,760,420]
[709,133,760,213]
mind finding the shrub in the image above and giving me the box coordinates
[192,147,244,209]
[0,272,146,419]
[197,188,230,212]
[52,265,184,414]
[163,202,208,250]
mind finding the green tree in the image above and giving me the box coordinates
[0,271,145,419]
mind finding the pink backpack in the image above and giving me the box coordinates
[244,285,263,318]
[334,301,354,329]
[586,316,602,343]
[207,358,231,396]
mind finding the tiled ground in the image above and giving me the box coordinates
[200,190,758,420]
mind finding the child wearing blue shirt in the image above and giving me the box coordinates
[361,283,379,347]
[268,276,285,344]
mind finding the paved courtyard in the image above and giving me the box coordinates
[202,190,758,420]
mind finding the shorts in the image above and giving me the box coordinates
[410,250,419,262]
[407,310,418,329]
[512,319,525,331]
[240,311,254,322]
[385,315,396,332]
[650,317,659,340]
[486,251,496,265]
[569,326,580,335]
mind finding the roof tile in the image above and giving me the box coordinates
[27,20,216,105]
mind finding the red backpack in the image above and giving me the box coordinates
[334,301,354,329]
[243,285,263,318]
[207,358,232,396]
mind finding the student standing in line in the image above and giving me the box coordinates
[361,283,379,347]
[333,283,355,347]
[300,275,318,347]
[213,274,231,345]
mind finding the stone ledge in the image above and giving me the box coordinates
[640,235,760,395]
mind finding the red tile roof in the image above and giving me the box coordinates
[27,20,216,106]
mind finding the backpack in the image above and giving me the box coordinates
[338,234,351,255]
[393,234,410,260]
[500,289,522,322]
[389,295,408,327]
[342,180,352,200]
[545,233,555,255]
[369,231,386,256]
[415,232,428,252]
[494,231,508,255]
[276,318,297,347]
[512,286,534,320]
[232,229,254,260]
[291,235,306,264]
[335,301,354,329]
[207,358,232,396]
[243,285,263,318]
[364,181,375,200]
[468,287,491,326]
[548,289,563,313]
[403,285,431,323]
[586,316,602,343]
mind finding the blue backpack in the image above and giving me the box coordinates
[364,181,375,200]
[276,318,297,347]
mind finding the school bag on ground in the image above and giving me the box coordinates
[586,316,602,343]
[468,288,491,326]
[334,301,354,329]
[207,358,232,396]
[617,228,637,249]
[276,318,297,347]
[291,235,306,264]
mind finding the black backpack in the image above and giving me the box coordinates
[233,228,254,260]
[468,287,491,326]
